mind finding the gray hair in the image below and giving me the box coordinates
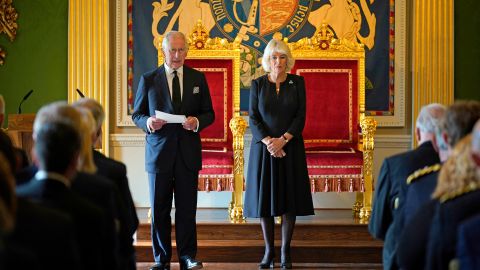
[262,39,295,73]
[473,120,480,154]
[161,31,188,53]
[0,95,4,114]
[72,98,105,131]
[416,103,446,133]
[33,101,97,173]
[33,102,81,136]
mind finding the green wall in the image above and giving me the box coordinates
[455,0,480,101]
[0,0,68,127]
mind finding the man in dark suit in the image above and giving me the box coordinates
[74,97,139,270]
[0,129,82,270]
[369,103,445,270]
[16,121,106,270]
[132,30,215,270]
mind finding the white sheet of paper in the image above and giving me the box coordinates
[155,110,186,124]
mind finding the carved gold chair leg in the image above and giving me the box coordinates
[360,116,377,222]
[229,116,247,222]
[352,192,363,218]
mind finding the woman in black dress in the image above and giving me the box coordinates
[244,39,314,269]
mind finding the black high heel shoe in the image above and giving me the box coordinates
[280,261,292,269]
[258,254,275,269]
[280,252,292,269]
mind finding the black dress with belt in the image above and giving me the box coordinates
[244,73,314,218]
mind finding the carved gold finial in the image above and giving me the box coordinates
[187,20,240,50]
[316,22,334,50]
[189,20,209,49]
[286,23,364,52]
[0,0,18,42]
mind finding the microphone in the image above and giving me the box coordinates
[17,89,34,114]
[76,88,85,98]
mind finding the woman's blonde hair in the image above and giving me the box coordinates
[75,107,97,173]
[262,39,295,73]
[432,135,480,199]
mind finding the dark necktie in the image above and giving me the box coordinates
[172,70,181,114]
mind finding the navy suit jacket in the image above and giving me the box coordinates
[403,169,439,225]
[457,213,480,270]
[132,65,215,173]
[93,150,138,270]
[16,178,106,270]
[397,199,438,270]
[426,189,480,270]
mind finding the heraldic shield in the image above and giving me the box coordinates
[155,21,246,221]
[287,24,377,220]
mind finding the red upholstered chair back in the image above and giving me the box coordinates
[291,59,360,150]
[185,59,235,151]
[287,29,377,220]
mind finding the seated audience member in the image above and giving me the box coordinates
[0,152,23,270]
[369,103,444,270]
[73,98,138,270]
[30,102,121,269]
[0,136,16,268]
[403,104,446,224]
[454,120,480,270]
[16,121,105,270]
[397,100,480,270]
[425,134,480,269]
[0,130,81,270]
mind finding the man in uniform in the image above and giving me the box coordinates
[369,103,445,270]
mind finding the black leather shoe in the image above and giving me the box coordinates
[150,262,170,270]
[179,256,203,270]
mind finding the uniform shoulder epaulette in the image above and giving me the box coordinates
[406,163,441,185]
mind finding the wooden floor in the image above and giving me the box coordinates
[135,208,383,267]
[136,262,382,269]
[137,208,370,225]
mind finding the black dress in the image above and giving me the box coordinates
[244,74,314,218]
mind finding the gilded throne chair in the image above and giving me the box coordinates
[155,21,246,221]
[287,25,377,219]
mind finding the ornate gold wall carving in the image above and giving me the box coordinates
[412,0,454,141]
[68,0,110,154]
[0,0,19,65]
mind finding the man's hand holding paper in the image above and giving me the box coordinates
[147,117,166,132]
[155,110,187,123]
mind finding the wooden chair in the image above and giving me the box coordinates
[155,21,246,221]
[287,24,377,220]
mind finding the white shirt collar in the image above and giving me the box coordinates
[35,170,71,188]
[164,64,183,76]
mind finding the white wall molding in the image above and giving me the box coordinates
[110,133,412,150]
[374,134,412,149]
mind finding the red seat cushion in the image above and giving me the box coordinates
[306,148,364,192]
[198,150,234,192]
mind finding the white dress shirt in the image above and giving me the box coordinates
[164,64,184,101]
